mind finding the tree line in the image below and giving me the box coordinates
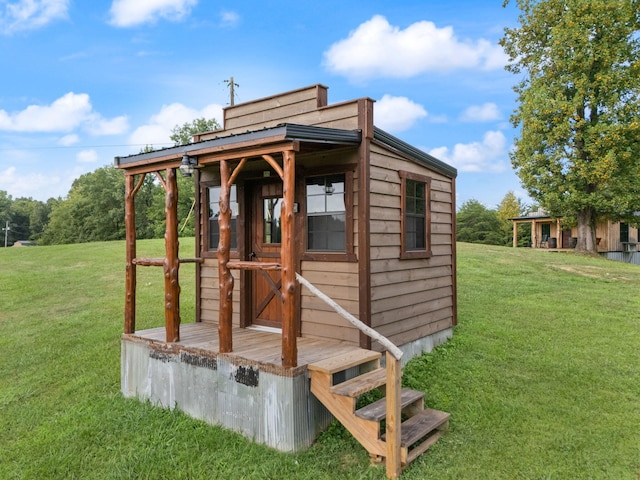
[0,118,218,247]
[457,191,532,247]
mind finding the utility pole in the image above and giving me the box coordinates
[224,76,239,106]
[2,221,9,248]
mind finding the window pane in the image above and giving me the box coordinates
[263,197,282,244]
[306,174,347,252]
[326,193,345,212]
[404,178,428,252]
[209,185,237,250]
[620,222,629,243]
[414,216,425,249]
[307,195,325,214]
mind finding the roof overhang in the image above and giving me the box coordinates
[373,127,457,178]
[114,123,362,173]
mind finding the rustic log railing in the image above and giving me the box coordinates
[295,273,404,479]
[124,167,204,344]
[217,152,298,367]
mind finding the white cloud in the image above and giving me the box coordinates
[220,10,239,28]
[428,130,509,173]
[129,102,224,147]
[323,15,507,81]
[0,92,128,135]
[0,0,68,35]
[109,0,198,27]
[76,149,98,163]
[374,94,427,132]
[460,102,501,122]
[0,93,91,132]
[0,165,62,199]
[58,134,79,146]
[86,115,129,135]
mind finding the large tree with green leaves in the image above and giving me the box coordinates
[500,0,640,252]
[497,191,530,246]
[457,200,503,245]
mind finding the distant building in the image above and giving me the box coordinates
[13,240,36,247]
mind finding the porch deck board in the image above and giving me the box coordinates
[124,322,362,375]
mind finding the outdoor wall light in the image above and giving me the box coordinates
[324,182,335,195]
[180,154,197,177]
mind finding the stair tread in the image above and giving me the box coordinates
[355,388,425,422]
[382,409,450,447]
[308,349,381,375]
[330,368,387,397]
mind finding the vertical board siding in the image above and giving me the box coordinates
[299,261,360,345]
[369,144,454,348]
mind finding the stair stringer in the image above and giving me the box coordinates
[309,370,386,457]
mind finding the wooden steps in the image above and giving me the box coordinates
[356,388,424,422]
[331,368,387,397]
[308,349,449,478]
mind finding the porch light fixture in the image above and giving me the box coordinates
[180,154,197,177]
[324,182,335,195]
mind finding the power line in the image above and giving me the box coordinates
[0,142,174,152]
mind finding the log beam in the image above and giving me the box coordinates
[281,150,297,368]
[164,168,181,343]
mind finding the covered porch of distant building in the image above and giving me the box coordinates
[511,213,573,250]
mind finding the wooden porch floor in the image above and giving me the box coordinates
[123,322,364,376]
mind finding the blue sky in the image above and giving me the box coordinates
[0,0,526,209]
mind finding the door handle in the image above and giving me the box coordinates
[248,252,256,259]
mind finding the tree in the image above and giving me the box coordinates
[170,117,221,236]
[41,166,126,245]
[497,191,529,246]
[170,117,220,146]
[500,0,640,253]
[457,200,503,245]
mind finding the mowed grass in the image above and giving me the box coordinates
[1,240,639,479]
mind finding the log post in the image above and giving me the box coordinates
[513,221,518,248]
[281,150,297,368]
[218,159,234,353]
[164,168,181,343]
[124,174,136,334]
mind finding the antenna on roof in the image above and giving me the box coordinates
[224,76,239,106]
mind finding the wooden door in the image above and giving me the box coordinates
[251,182,284,328]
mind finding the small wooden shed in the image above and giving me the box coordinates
[116,85,457,477]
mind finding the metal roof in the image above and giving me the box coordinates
[114,123,362,167]
[114,122,457,180]
[373,127,457,178]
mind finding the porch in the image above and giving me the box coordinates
[123,321,365,376]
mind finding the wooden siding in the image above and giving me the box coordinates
[200,261,241,326]
[368,143,454,348]
[199,85,362,140]
[299,260,360,345]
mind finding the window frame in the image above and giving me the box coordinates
[301,167,356,262]
[399,170,432,260]
[620,222,629,243]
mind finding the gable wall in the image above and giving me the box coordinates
[368,142,455,348]
[199,85,362,139]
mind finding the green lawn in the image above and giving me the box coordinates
[1,241,639,479]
